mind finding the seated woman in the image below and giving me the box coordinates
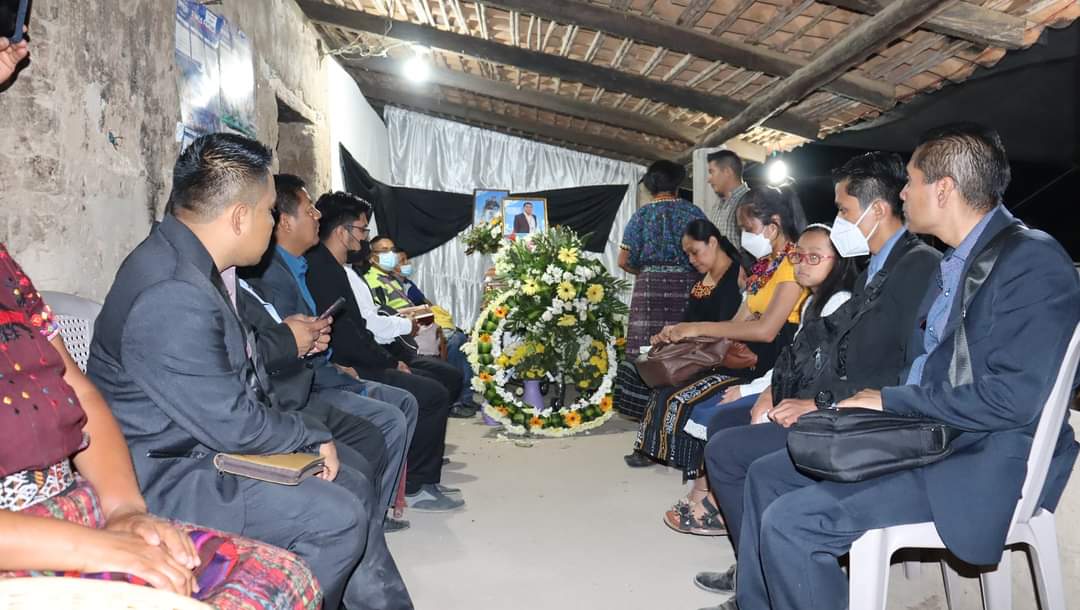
[686,223,858,440]
[0,245,320,610]
[614,219,744,421]
[627,186,810,533]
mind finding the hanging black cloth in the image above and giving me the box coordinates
[339,145,628,257]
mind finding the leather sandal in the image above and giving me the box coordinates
[663,497,728,536]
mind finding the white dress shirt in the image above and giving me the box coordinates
[344,265,413,345]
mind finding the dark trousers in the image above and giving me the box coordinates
[238,464,413,610]
[445,329,475,404]
[703,394,786,551]
[359,366,450,494]
[736,448,933,610]
[408,356,464,405]
[317,397,393,510]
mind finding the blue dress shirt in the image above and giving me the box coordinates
[276,245,318,316]
[866,228,907,286]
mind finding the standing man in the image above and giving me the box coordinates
[705,150,750,249]
[731,124,1080,610]
[512,201,538,234]
[88,134,412,610]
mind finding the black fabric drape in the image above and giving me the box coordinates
[339,145,628,256]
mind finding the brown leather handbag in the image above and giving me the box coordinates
[635,337,758,388]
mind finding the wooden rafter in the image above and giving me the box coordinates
[299,1,822,138]
[818,0,1025,49]
[478,0,895,108]
[677,0,715,27]
[683,0,959,159]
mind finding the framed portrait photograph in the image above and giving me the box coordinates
[473,189,510,226]
[502,198,547,236]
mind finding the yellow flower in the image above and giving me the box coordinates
[529,416,544,428]
[563,411,583,427]
[509,354,523,366]
[478,371,494,383]
[496,355,511,368]
[557,281,576,301]
[534,343,545,354]
[615,337,626,347]
[522,279,540,296]
[557,314,577,327]
[591,339,605,352]
[490,216,502,226]
[494,306,509,318]
[558,247,579,266]
[479,333,492,344]
[599,396,614,412]
[586,283,604,304]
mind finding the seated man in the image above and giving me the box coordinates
[694,152,941,598]
[252,182,462,513]
[362,235,475,417]
[729,124,1080,610]
[237,279,409,529]
[87,134,411,610]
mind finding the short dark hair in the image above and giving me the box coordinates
[273,174,307,222]
[641,160,686,195]
[168,133,273,221]
[370,235,394,250]
[315,191,373,241]
[683,219,741,264]
[706,150,743,179]
[831,152,906,218]
[912,123,1011,211]
[737,186,807,243]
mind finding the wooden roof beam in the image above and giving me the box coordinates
[346,56,701,142]
[818,0,1025,49]
[680,0,958,162]
[297,1,822,139]
[479,0,895,109]
[356,79,664,163]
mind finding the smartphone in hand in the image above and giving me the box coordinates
[318,297,346,321]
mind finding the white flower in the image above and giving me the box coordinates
[541,311,553,322]
[471,377,486,392]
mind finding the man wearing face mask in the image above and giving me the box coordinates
[303,192,464,512]
[693,152,941,607]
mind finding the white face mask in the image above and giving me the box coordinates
[830,204,880,258]
[741,228,774,259]
[376,252,399,271]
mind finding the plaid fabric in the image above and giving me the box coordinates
[635,373,742,480]
[1,480,321,610]
[626,270,699,356]
[613,361,651,420]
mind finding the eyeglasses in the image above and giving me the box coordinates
[787,252,834,266]
[348,224,371,238]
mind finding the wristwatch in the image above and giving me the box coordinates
[815,390,837,410]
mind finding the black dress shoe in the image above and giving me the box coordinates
[624,451,654,468]
[694,564,736,594]
[449,403,477,418]
[384,516,411,533]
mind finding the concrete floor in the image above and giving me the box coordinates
[387,416,735,610]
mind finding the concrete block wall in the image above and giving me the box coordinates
[0,0,333,300]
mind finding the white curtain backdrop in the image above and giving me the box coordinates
[385,106,645,328]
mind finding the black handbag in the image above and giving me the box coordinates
[787,224,1025,482]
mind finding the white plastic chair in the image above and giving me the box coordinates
[39,291,102,374]
[849,322,1080,610]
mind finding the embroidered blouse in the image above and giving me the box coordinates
[620,198,706,271]
[0,244,88,477]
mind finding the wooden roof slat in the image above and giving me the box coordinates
[678,0,716,27]
[712,0,758,35]
[777,5,837,52]
[818,0,1026,49]
[478,0,895,108]
[747,0,817,44]
[684,0,958,158]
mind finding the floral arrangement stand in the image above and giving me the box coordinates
[464,226,629,437]
[462,216,505,256]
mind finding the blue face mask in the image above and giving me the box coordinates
[400,264,414,277]
[376,252,398,271]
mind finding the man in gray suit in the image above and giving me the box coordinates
[87,134,412,610]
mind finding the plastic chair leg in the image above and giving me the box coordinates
[849,531,890,610]
[941,560,962,610]
[979,552,1011,610]
[1027,512,1067,610]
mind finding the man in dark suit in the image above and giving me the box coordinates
[303,192,464,512]
[512,201,538,234]
[87,134,412,610]
[726,124,1080,610]
[694,152,942,598]
[245,174,417,521]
